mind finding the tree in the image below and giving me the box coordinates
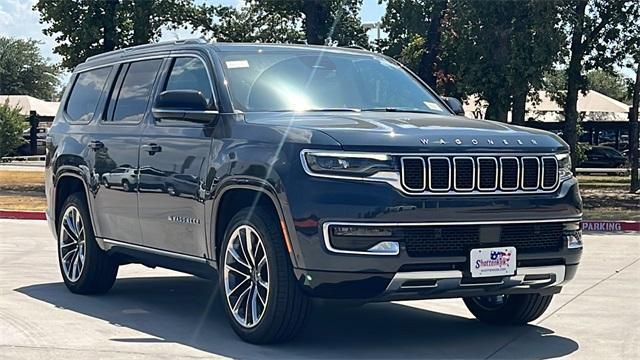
[0,102,24,158]
[560,0,640,168]
[35,0,211,70]
[257,0,368,46]
[0,36,60,100]
[202,4,303,43]
[451,0,563,122]
[379,0,450,89]
[585,69,631,104]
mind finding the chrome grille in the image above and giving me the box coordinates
[399,154,558,194]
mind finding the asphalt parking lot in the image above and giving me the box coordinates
[1,219,638,359]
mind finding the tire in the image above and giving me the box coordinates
[57,193,118,294]
[121,180,131,192]
[219,207,310,344]
[463,293,553,325]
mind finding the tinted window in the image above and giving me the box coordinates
[65,67,112,122]
[164,57,213,106]
[109,59,162,123]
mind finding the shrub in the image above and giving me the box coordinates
[0,101,25,157]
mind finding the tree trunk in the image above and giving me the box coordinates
[630,61,640,193]
[132,0,154,45]
[485,97,510,122]
[302,0,329,45]
[511,83,527,125]
[564,0,587,170]
[103,0,117,52]
[418,1,447,88]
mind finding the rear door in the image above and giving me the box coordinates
[91,58,164,244]
[137,54,217,257]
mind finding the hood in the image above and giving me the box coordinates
[244,112,568,153]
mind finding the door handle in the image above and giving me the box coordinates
[141,143,162,154]
[88,140,104,150]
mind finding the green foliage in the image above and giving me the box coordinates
[0,36,60,99]
[586,70,632,104]
[257,0,368,46]
[34,0,211,70]
[203,4,304,43]
[0,102,25,158]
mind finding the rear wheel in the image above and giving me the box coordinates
[219,207,310,344]
[463,293,553,325]
[121,180,131,192]
[58,193,118,294]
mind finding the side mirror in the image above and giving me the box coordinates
[442,97,465,116]
[152,90,217,123]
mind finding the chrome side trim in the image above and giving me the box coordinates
[102,239,208,263]
[400,157,427,192]
[385,265,566,293]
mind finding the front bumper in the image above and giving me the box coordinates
[282,174,582,300]
[294,264,578,301]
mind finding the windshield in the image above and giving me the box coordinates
[220,49,449,114]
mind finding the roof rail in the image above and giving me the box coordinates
[85,38,207,63]
[341,45,369,51]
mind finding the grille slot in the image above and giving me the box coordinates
[397,223,566,257]
[401,157,426,191]
[500,157,519,190]
[428,158,451,191]
[522,157,540,189]
[454,157,475,191]
[542,157,558,189]
[477,157,498,190]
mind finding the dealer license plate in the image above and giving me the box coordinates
[470,247,516,278]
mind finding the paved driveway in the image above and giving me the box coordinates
[1,219,638,359]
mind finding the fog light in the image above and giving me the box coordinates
[367,241,400,255]
[332,226,392,237]
[565,230,583,249]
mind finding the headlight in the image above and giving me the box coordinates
[556,153,572,180]
[302,151,396,177]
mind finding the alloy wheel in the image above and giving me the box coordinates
[59,206,87,282]
[223,224,270,328]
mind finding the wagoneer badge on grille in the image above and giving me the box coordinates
[420,138,538,145]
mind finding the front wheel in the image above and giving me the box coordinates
[219,207,310,344]
[463,293,553,325]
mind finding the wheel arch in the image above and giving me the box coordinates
[53,171,99,242]
[210,181,297,268]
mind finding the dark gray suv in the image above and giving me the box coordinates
[45,39,583,343]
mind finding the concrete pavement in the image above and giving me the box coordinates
[0,219,638,359]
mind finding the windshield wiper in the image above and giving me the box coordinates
[361,107,439,114]
[304,108,361,112]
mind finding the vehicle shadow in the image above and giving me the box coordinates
[16,276,578,359]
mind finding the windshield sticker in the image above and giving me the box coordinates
[423,101,442,111]
[226,60,249,69]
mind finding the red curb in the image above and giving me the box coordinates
[582,220,640,232]
[0,210,46,220]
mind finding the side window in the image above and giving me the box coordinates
[106,59,162,123]
[65,66,112,122]
[164,57,213,106]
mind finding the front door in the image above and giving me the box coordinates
[137,55,216,257]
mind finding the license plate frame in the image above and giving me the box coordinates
[470,246,516,278]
